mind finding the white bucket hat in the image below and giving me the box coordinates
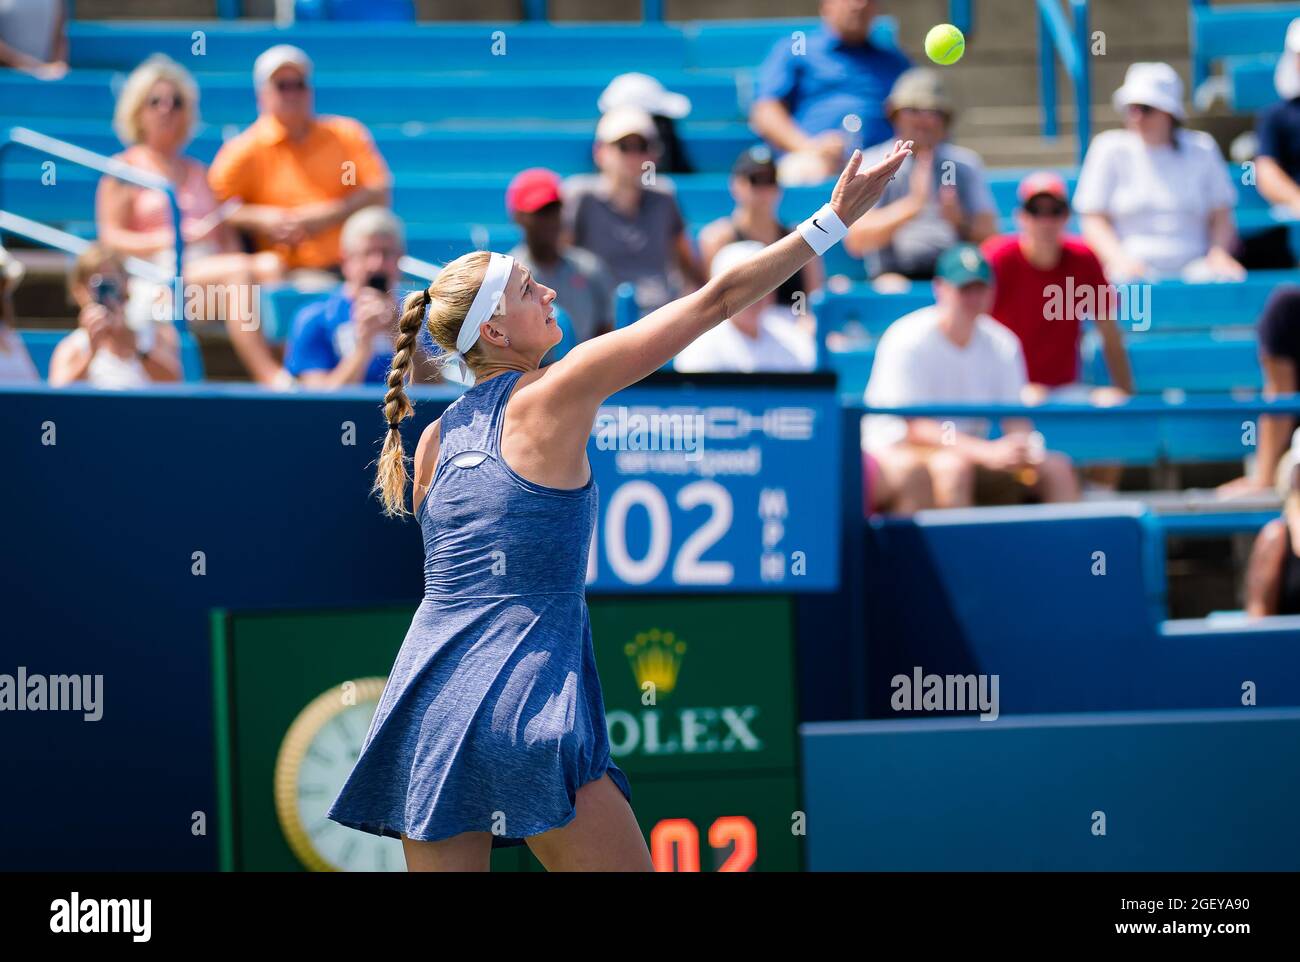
[598,72,692,119]
[1275,17,1300,100]
[1112,62,1186,120]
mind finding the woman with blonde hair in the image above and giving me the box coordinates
[95,54,287,386]
[325,141,913,871]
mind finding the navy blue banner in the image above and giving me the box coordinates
[587,384,840,591]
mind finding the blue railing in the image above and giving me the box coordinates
[522,1,663,21]
[860,396,1300,419]
[0,210,172,286]
[1189,0,1211,90]
[0,126,185,281]
[0,127,190,335]
[1037,0,1092,165]
[949,0,973,37]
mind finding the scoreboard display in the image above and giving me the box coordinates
[212,595,802,872]
[583,383,842,593]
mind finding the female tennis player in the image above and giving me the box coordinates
[326,141,913,872]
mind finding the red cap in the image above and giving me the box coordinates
[1017,170,1069,205]
[506,168,563,215]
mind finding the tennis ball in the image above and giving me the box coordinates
[925,23,965,66]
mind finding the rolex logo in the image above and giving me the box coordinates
[624,628,686,698]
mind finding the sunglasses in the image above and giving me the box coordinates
[273,78,308,93]
[1024,200,1070,218]
[147,94,184,111]
[613,136,652,154]
[897,107,948,119]
[746,172,778,188]
[1128,103,1157,115]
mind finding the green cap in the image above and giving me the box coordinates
[935,244,992,287]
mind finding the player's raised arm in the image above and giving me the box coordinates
[543,140,913,407]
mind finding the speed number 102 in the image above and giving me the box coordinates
[587,480,735,587]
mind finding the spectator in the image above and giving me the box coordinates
[95,55,287,385]
[563,106,704,316]
[284,207,437,389]
[0,0,66,80]
[862,244,1079,508]
[598,73,694,174]
[1245,464,1300,616]
[698,146,824,328]
[208,45,391,277]
[506,168,615,343]
[0,246,38,383]
[1075,62,1244,282]
[982,171,1134,404]
[673,241,816,373]
[751,0,910,185]
[1245,18,1300,269]
[1221,287,1300,498]
[49,246,181,389]
[845,68,997,288]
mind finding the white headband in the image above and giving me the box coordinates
[439,252,515,386]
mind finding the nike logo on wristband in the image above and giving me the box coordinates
[812,219,828,233]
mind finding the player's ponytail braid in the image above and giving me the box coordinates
[374,287,431,518]
[372,251,493,518]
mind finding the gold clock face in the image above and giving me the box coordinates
[273,678,405,872]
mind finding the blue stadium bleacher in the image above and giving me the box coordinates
[819,274,1274,438]
[1189,1,1299,106]
[0,13,1291,471]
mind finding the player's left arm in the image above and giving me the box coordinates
[542,143,912,412]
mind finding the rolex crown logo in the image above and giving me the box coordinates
[624,628,687,698]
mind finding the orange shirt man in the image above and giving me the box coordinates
[209,45,391,272]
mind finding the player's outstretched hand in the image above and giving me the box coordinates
[829,139,914,225]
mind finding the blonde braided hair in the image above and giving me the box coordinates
[373,251,492,517]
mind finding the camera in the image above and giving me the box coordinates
[364,272,389,294]
[88,273,122,308]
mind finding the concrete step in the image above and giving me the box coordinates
[930,55,1193,113]
[74,0,220,17]
[955,135,1082,169]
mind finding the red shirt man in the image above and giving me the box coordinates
[981,171,1133,397]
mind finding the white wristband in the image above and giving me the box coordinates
[797,203,847,256]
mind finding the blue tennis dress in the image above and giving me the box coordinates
[326,369,631,847]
